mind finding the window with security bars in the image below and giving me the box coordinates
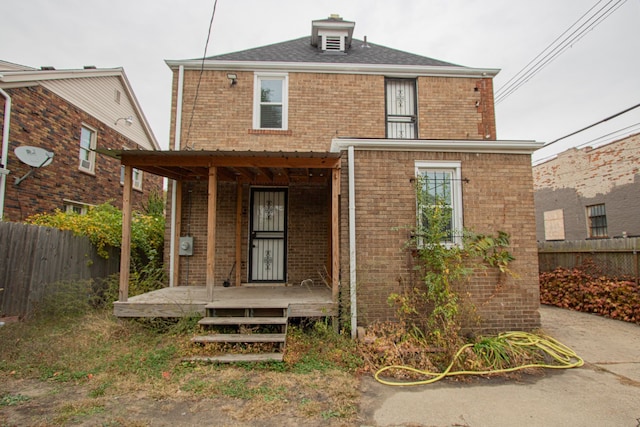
[415,162,463,245]
[254,73,288,130]
[587,204,607,238]
[386,78,417,139]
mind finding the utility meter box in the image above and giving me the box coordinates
[179,236,193,256]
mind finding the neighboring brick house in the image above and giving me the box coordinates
[534,132,640,241]
[116,16,543,332]
[0,60,162,222]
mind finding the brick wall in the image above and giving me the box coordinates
[339,150,540,331]
[167,180,329,287]
[168,70,495,151]
[534,133,640,240]
[1,85,162,221]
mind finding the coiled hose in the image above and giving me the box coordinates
[374,331,584,386]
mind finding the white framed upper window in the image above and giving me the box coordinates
[63,199,93,215]
[79,124,97,174]
[415,161,463,246]
[120,165,143,191]
[253,73,288,130]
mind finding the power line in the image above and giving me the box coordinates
[542,102,640,148]
[184,0,219,150]
[495,0,627,104]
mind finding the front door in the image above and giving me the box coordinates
[249,188,287,282]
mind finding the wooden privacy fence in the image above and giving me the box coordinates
[0,222,119,317]
[538,238,640,283]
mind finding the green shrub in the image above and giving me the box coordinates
[27,200,164,270]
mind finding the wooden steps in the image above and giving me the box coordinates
[184,353,284,363]
[192,333,286,343]
[187,303,289,363]
[197,316,287,326]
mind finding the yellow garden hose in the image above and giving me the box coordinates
[374,331,584,386]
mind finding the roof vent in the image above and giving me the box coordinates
[311,15,355,53]
[84,65,96,69]
[40,66,55,71]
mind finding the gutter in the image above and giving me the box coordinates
[348,146,357,339]
[0,85,11,221]
[331,138,544,155]
[169,65,185,287]
[165,59,500,79]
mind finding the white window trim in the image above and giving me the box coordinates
[120,165,143,191]
[253,72,289,130]
[63,198,94,215]
[79,124,97,174]
[415,160,463,246]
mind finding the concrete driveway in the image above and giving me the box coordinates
[359,305,640,427]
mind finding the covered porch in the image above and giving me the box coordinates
[108,149,342,319]
[112,285,335,318]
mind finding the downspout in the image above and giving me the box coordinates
[0,85,11,221]
[169,65,185,287]
[348,145,357,339]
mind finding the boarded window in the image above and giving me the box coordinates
[543,209,565,241]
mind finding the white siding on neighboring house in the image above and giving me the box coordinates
[42,76,155,150]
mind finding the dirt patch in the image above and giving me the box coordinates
[0,374,364,427]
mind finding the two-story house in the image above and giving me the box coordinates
[0,61,162,222]
[112,16,543,347]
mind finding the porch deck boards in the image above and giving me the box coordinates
[113,285,335,318]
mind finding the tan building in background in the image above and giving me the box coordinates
[534,132,640,241]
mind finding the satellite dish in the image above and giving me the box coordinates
[15,146,54,167]
[13,146,54,186]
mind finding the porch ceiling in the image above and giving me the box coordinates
[98,149,341,184]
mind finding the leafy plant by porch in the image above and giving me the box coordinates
[26,192,165,270]
[26,193,166,300]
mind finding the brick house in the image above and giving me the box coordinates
[113,16,543,336]
[534,132,640,241]
[0,60,162,222]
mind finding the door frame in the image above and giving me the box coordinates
[248,187,288,283]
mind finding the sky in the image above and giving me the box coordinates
[2,0,639,163]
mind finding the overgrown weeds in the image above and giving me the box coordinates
[0,288,360,425]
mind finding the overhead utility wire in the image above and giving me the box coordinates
[495,0,624,103]
[495,0,627,104]
[184,0,219,150]
[542,102,640,148]
[495,1,601,101]
[534,120,640,165]
[496,0,625,103]
[575,122,640,149]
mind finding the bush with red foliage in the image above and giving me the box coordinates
[540,265,640,324]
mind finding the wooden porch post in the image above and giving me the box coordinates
[172,180,182,287]
[331,167,340,301]
[235,180,242,286]
[119,165,133,302]
[206,167,217,301]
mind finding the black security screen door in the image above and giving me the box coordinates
[249,188,287,282]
